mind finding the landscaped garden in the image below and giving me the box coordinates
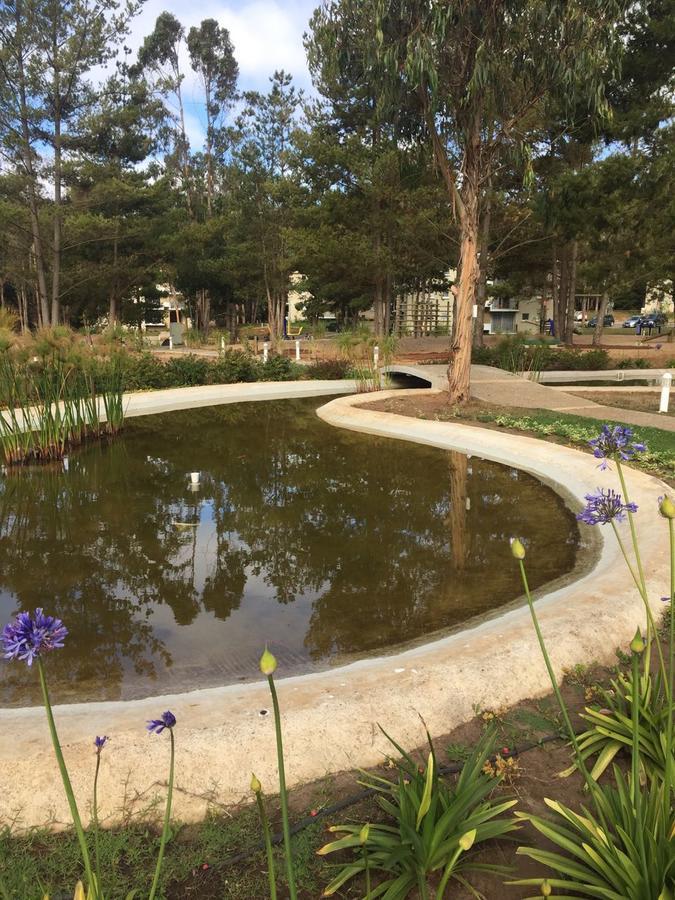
[1,0,674,896]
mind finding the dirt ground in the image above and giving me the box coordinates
[572,390,673,418]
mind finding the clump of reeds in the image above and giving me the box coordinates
[0,331,125,467]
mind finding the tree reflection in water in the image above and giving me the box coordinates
[0,399,580,705]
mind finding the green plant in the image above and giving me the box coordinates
[617,357,652,369]
[251,774,277,900]
[260,647,297,900]
[560,668,675,784]
[318,728,517,898]
[513,771,673,899]
[508,464,675,898]
[306,358,352,380]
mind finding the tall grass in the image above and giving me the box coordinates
[0,346,125,467]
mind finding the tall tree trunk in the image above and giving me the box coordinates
[473,189,492,348]
[558,244,569,342]
[551,243,559,339]
[205,89,214,217]
[108,226,119,324]
[176,81,194,218]
[592,290,609,346]
[51,31,62,327]
[15,2,49,325]
[447,153,480,404]
[373,272,386,338]
[564,239,578,346]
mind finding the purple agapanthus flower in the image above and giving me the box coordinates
[577,488,638,526]
[1,608,67,666]
[147,711,176,735]
[94,735,108,753]
[588,425,646,470]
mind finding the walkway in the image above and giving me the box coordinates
[384,363,675,432]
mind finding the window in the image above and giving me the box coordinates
[521,313,530,321]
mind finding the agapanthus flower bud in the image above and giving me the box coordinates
[259,645,277,676]
[541,880,552,897]
[359,824,370,844]
[630,629,645,655]
[459,829,476,851]
[510,538,526,560]
[659,495,675,520]
[94,735,108,754]
[250,773,262,794]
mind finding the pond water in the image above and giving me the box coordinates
[0,397,583,706]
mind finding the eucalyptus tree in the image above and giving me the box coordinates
[187,19,238,216]
[232,71,303,338]
[362,0,627,402]
[136,12,194,216]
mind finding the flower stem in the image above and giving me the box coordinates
[37,658,97,898]
[665,518,674,814]
[630,646,647,874]
[435,846,462,899]
[616,463,654,659]
[148,729,175,900]
[517,560,598,798]
[255,790,277,900]
[267,674,297,900]
[610,519,667,685]
[93,753,103,900]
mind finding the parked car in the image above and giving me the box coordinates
[587,314,615,327]
[622,315,643,328]
[639,313,667,330]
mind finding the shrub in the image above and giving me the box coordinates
[259,356,301,381]
[616,357,652,369]
[115,353,168,391]
[305,358,352,380]
[208,351,258,384]
[163,355,211,386]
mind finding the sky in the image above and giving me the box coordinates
[126,0,318,146]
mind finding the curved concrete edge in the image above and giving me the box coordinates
[0,388,669,831]
[122,379,359,418]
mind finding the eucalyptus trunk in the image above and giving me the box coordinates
[592,290,610,346]
[473,192,491,349]
[564,239,578,346]
[447,146,480,405]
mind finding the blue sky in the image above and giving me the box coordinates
[127,0,318,145]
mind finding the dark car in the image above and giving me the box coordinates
[587,314,615,327]
[639,313,667,330]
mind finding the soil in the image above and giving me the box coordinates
[572,390,674,418]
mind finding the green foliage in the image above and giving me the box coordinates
[513,772,674,899]
[472,339,610,372]
[561,669,675,785]
[616,357,653,369]
[318,728,517,898]
[306,358,353,380]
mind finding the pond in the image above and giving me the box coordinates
[0,397,583,706]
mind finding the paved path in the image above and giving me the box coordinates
[384,363,675,432]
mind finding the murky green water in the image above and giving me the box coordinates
[0,397,583,706]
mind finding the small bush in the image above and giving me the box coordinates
[208,351,258,384]
[163,355,211,386]
[616,357,652,369]
[259,356,301,381]
[117,353,168,390]
[305,358,352,380]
